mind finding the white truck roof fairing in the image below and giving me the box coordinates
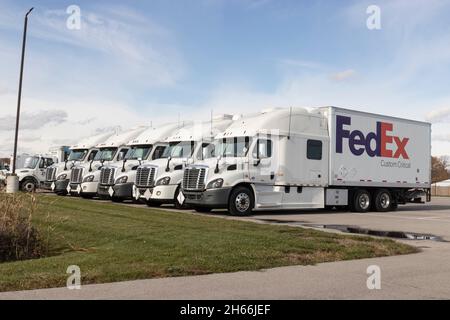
[71,131,118,150]
[127,122,188,146]
[167,115,234,142]
[215,108,326,139]
[96,127,149,148]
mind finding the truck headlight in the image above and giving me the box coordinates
[156,176,171,185]
[83,175,95,183]
[206,178,224,189]
[115,176,128,184]
[57,174,67,180]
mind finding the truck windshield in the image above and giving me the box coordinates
[23,156,39,169]
[217,137,251,158]
[68,149,88,161]
[198,142,216,160]
[125,145,152,160]
[94,148,118,161]
[162,141,195,158]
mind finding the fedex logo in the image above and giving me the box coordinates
[336,115,409,159]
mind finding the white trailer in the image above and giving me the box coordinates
[181,107,431,215]
[68,127,148,198]
[47,132,117,195]
[134,115,234,208]
[96,122,184,202]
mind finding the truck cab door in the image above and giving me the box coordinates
[37,158,48,181]
[303,138,328,186]
[248,137,276,184]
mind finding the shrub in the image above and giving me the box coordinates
[0,192,44,262]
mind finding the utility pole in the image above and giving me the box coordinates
[7,7,34,193]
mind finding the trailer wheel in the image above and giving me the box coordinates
[374,189,393,212]
[228,186,254,216]
[352,189,371,213]
[20,178,37,192]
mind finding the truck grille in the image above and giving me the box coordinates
[135,167,156,187]
[182,167,206,190]
[46,167,57,181]
[100,167,115,185]
[70,167,84,184]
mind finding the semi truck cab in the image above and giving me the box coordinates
[52,148,99,195]
[49,132,116,195]
[67,127,148,198]
[134,115,234,207]
[97,123,181,202]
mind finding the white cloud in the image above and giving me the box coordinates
[330,69,356,82]
[32,7,183,87]
[0,110,67,130]
[279,59,323,70]
[425,106,450,123]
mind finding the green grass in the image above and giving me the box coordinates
[0,194,417,292]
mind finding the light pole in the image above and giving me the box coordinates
[7,7,34,193]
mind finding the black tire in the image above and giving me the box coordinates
[146,201,161,207]
[228,186,254,216]
[80,193,94,199]
[173,186,188,209]
[352,189,371,213]
[373,189,393,212]
[20,178,37,193]
[111,197,124,203]
[194,207,212,213]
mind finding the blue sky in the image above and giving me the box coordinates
[1,0,450,156]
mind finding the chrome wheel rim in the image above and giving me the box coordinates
[235,193,250,212]
[380,193,391,209]
[359,193,370,210]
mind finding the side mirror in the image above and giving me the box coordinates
[165,156,172,172]
[214,155,222,174]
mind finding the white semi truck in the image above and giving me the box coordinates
[15,149,69,192]
[48,132,116,195]
[181,107,431,215]
[134,115,234,208]
[68,127,148,198]
[96,122,182,202]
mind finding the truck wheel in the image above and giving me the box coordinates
[374,189,393,212]
[174,187,187,209]
[228,186,253,216]
[352,189,371,213]
[111,197,124,203]
[146,201,161,207]
[20,178,37,192]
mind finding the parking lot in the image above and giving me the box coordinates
[1,196,450,299]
